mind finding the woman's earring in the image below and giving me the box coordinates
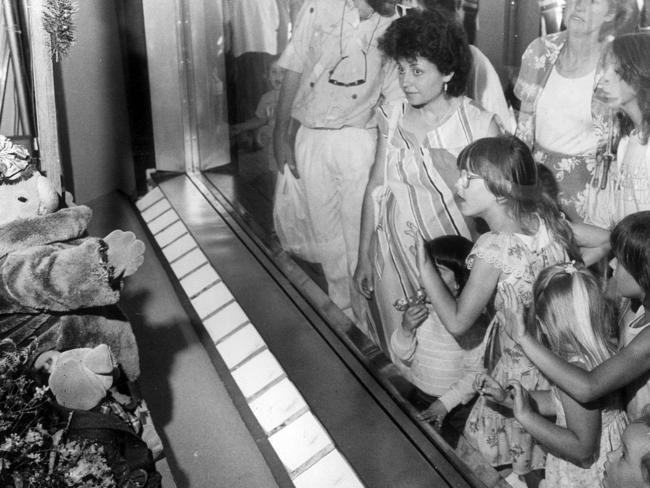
[443,82,448,93]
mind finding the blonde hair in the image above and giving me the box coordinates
[531,263,616,370]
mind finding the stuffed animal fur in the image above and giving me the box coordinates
[0,142,144,381]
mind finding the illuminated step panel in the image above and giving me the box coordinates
[136,190,364,487]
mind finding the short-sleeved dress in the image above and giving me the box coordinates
[462,223,568,472]
[541,385,628,487]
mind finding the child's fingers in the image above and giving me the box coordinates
[417,408,435,421]
[481,385,506,402]
[507,379,522,390]
[477,375,504,400]
[501,283,514,308]
[500,282,511,302]
[507,380,525,403]
[495,310,505,325]
[474,373,490,393]
[505,284,521,310]
[408,304,427,313]
[410,306,429,320]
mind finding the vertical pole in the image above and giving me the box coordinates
[503,0,518,69]
[175,0,200,173]
[2,0,33,135]
[26,0,62,193]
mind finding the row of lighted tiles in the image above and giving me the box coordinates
[136,186,364,488]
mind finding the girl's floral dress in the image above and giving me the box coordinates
[461,221,568,473]
[541,384,627,488]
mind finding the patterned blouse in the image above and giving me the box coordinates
[514,31,613,153]
[514,32,617,222]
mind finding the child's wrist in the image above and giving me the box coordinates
[401,322,417,335]
[515,409,535,426]
[518,331,534,347]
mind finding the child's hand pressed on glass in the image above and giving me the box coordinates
[498,282,527,342]
[401,304,429,333]
[417,399,448,429]
[474,373,512,408]
[508,380,534,421]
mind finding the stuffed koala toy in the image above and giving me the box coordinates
[40,343,117,410]
[0,137,145,380]
[0,135,58,224]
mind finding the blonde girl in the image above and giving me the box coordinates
[482,264,628,487]
[502,211,650,421]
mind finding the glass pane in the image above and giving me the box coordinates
[194,0,649,485]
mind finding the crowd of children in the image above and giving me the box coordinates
[385,28,650,487]
[363,13,650,488]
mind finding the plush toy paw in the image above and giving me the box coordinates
[104,230,145,278]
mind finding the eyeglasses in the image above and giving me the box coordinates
[328,51,368,87]
[395,3,415,17]
[459,169,483,189]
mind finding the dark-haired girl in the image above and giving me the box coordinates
[390,235,486,412]
[592,32,650,228]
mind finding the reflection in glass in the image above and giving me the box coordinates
[203,1,648,486]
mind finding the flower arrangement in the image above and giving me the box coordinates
[0,341,116,487]
[0,135,31,183]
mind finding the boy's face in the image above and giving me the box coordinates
[611,258,645,301]
[269,64,284,90]
[603,421,650,488]
[435,263,459,296]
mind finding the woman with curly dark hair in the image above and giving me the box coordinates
[354,7,499,372]
[595,32,650,227]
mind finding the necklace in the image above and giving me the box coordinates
[414,97,457,126]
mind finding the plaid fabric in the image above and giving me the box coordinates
[98,394,142,435]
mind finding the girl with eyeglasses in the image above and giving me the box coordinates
[415,134,581,484]
[478,264,628,488]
